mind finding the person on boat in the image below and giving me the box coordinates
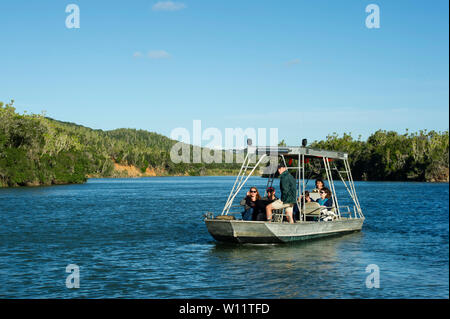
[293,191,313,221]
[302,191,314,203]
[316,187,333,209]
[240,187,261,221]
[253,187,279,221]
[311,179,325,192]
[265,165,296,223]
[263,187,278,202]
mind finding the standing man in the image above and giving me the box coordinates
[265,165,297,223]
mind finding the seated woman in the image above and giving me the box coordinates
[311,179,325,191]
[309,179,326,201]
[240,187,261,221]
[293,191,314,221]
[316,187,333,209]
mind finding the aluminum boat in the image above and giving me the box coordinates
[204,139,365,244]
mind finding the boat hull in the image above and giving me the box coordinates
[205,218,364,244]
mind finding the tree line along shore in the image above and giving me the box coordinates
[0,100,448,187]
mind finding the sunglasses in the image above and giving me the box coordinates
[320,191,326,194]
[250,190,257,193]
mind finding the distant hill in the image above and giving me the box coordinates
[0,100,239,187]
[0,100,448,187]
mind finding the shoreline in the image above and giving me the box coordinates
[1,176,448,188]
[87,176,450,183]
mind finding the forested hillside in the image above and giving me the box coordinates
[0,100,238,187]
[0,100,448,187]
[310,130,449,182]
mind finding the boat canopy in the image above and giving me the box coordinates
[248,145,348,160]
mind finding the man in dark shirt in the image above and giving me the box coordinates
[265,165,297,223]
[253,187,278,221]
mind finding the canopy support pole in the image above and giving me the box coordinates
[222,154,268,215]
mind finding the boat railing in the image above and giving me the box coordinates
[299,204,360,221]
[224,204,362,221]
[335,205,353,218]
[327,205,363,219]
[225,204,245,216]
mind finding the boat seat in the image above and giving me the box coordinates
[303,202,322,216]
[272,202,331,222]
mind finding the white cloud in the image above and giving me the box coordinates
[133,51,143,58]
[286,58,300,66]
[147,50,171,59]
[152,1,186,11]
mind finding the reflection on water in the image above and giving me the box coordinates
[209,233,365,298]
[212,233,364,263]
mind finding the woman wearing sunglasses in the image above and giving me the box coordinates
[316,187,333,209]
[240,187,261,221]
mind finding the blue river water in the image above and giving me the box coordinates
[0,177,448,298]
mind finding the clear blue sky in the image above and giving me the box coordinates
[0,0,448,146]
